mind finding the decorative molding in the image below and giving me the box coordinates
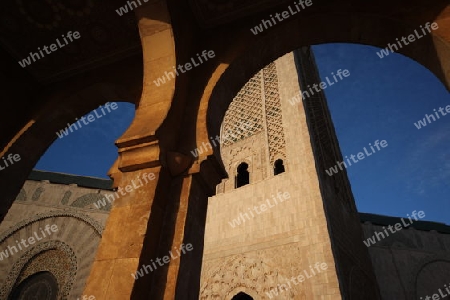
[226,147,255,174]
[15,189,27,201]
[0,209,103,243]
[70,193,110,211]
[200,253,293,299]
[31,187,44,201]
[0,240,77,300]
[61,191,72,205]
[118,140,161,172]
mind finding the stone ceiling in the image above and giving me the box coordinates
[0,0,294,84]
[0,0,141,84]
[1,0,445,85]
[189,0,291,27]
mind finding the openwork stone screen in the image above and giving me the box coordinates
[262,62,287,164]
[221,62,287,165]
[221,71,265,146]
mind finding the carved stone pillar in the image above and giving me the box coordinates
[144,157,223,299]
[83,165,163,299]
[81,0,224,297]
[83,0,181,298]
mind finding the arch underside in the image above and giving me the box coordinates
[202,11,450,164]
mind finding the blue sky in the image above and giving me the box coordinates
[312,43,450,225]
[35,102,135,178]
[35,43,449,224]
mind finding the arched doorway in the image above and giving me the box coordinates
[9,271,59,300]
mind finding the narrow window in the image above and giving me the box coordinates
[232,292,253,300]
[274,159,285,175]
[235,162,249,188]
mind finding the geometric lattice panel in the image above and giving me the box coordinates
[262,62,287,164]
[221,71,265,146]
[221,61,287,166]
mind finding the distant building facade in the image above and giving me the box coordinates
[0,170,113,300]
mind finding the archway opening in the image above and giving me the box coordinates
[9,271,59,300]
[235,162,250,188]
[274,159,285,175]
[206,42,450,224]
[0,101,135,298]
[34,101,135,179]
[231,292,253,300]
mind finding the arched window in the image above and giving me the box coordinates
[274,159,285,175]
[235,162,249,188]
[232,292,253,300]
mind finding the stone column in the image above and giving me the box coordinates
[145,158,222,299]
[83,0,182,298]
[81,0,224,297]
[82,149,166,299]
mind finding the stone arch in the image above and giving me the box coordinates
[8,271,59,300]
[0,210,104,299]
[0,240,77,300]
[406,253,450,299]
[112,3,177,174]
[0,79,139,223]
[225,147,255,171]
[190,10,450,300]
[194,10,450,169]
[0,209,103,241]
